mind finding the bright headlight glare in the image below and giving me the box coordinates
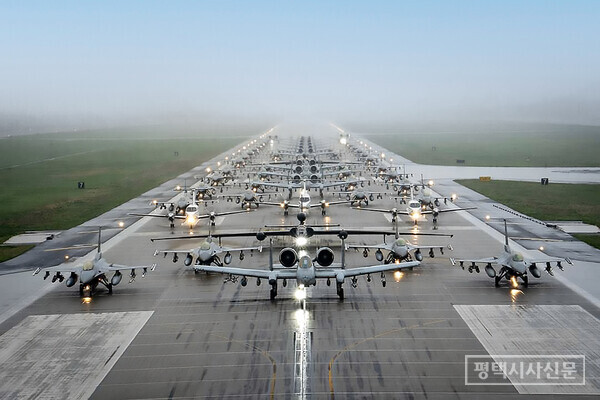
[296,237,308,246]
[295,287,306,301]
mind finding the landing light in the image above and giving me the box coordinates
[206,167,212,173]
[296,237,308,247]
[428,180,434,186]
[295,286,307,301]
[64,255,69,260]
[394,271,404,282]
[381,153,385,158]
[118,221,125,228]
[485,215,491,221]
[451,194,457,201]
[175,185,181,191]
[539,246,545,251]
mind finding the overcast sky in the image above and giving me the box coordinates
[1,0,599,129]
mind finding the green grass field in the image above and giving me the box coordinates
[0,125,256,261]
[361,123,600,167]
[456,180,600,248]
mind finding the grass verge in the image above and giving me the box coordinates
[456,179,600,248]
[0,125,258,261]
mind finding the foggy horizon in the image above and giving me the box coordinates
[2,1,600,134]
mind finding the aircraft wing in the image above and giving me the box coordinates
[525,256,572,265]
[354,207,410,215]
[423,207,477,214]
[197,265,297,280]
[315,261,420,278]
[220,245,263,253]
[451,257,499,266]
[346,243,391,251]
[104,263,156,273]
[128,212,184,219]
[408,243,453,251]
[199,209,252,218]
[33,264,82,276]
[311,200,349,208]
[318,180,358,188]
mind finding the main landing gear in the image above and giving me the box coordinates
[336,282,344,300]
[270,282,278,300]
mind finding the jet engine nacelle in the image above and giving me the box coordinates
[414,249,423,261]
[279,248,298,268]
[310,165,318,173]
[529,263,542,278]
[294,166,303,174]
[310,174,319,183]
[484,264,496,278]
[316,247,334,267]
[292,174,302,183]
[111,271,123,286]
[184,254,193,266]
[65,272,78,287]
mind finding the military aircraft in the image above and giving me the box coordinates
[261,183,347,216]
[376,186,475,224]
[160,212,438,300]
[153,237,262,271]
[334,187,386,207]
[347,235,453,264]
[33,228,156,297]
[450,220,573,286]
[204,171,232,186]
[197,233,419,300]
[221,190,262,209]
[132,194,251,228]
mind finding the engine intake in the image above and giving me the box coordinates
[316,247,335,267]
[279,248,298,268]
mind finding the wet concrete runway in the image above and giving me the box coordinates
[0,127,599,399]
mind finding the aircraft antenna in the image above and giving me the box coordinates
[504,219,509,246]
[97,226,102,253]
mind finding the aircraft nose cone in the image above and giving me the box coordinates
[80,270,95,284]
[514,262,527,274]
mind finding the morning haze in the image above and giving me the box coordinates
[1,0,599,135]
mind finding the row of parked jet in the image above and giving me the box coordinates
[34,133,572,299]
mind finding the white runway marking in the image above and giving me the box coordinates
[0,311,153,399]
[455,305,600,395]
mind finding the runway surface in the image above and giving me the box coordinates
[0,125,599,399]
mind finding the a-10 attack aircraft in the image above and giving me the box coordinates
[152,236,262,271]
[450,220,573,286]
[33,228,156,297]
[197,237,419,300]
[169,212,426,300]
